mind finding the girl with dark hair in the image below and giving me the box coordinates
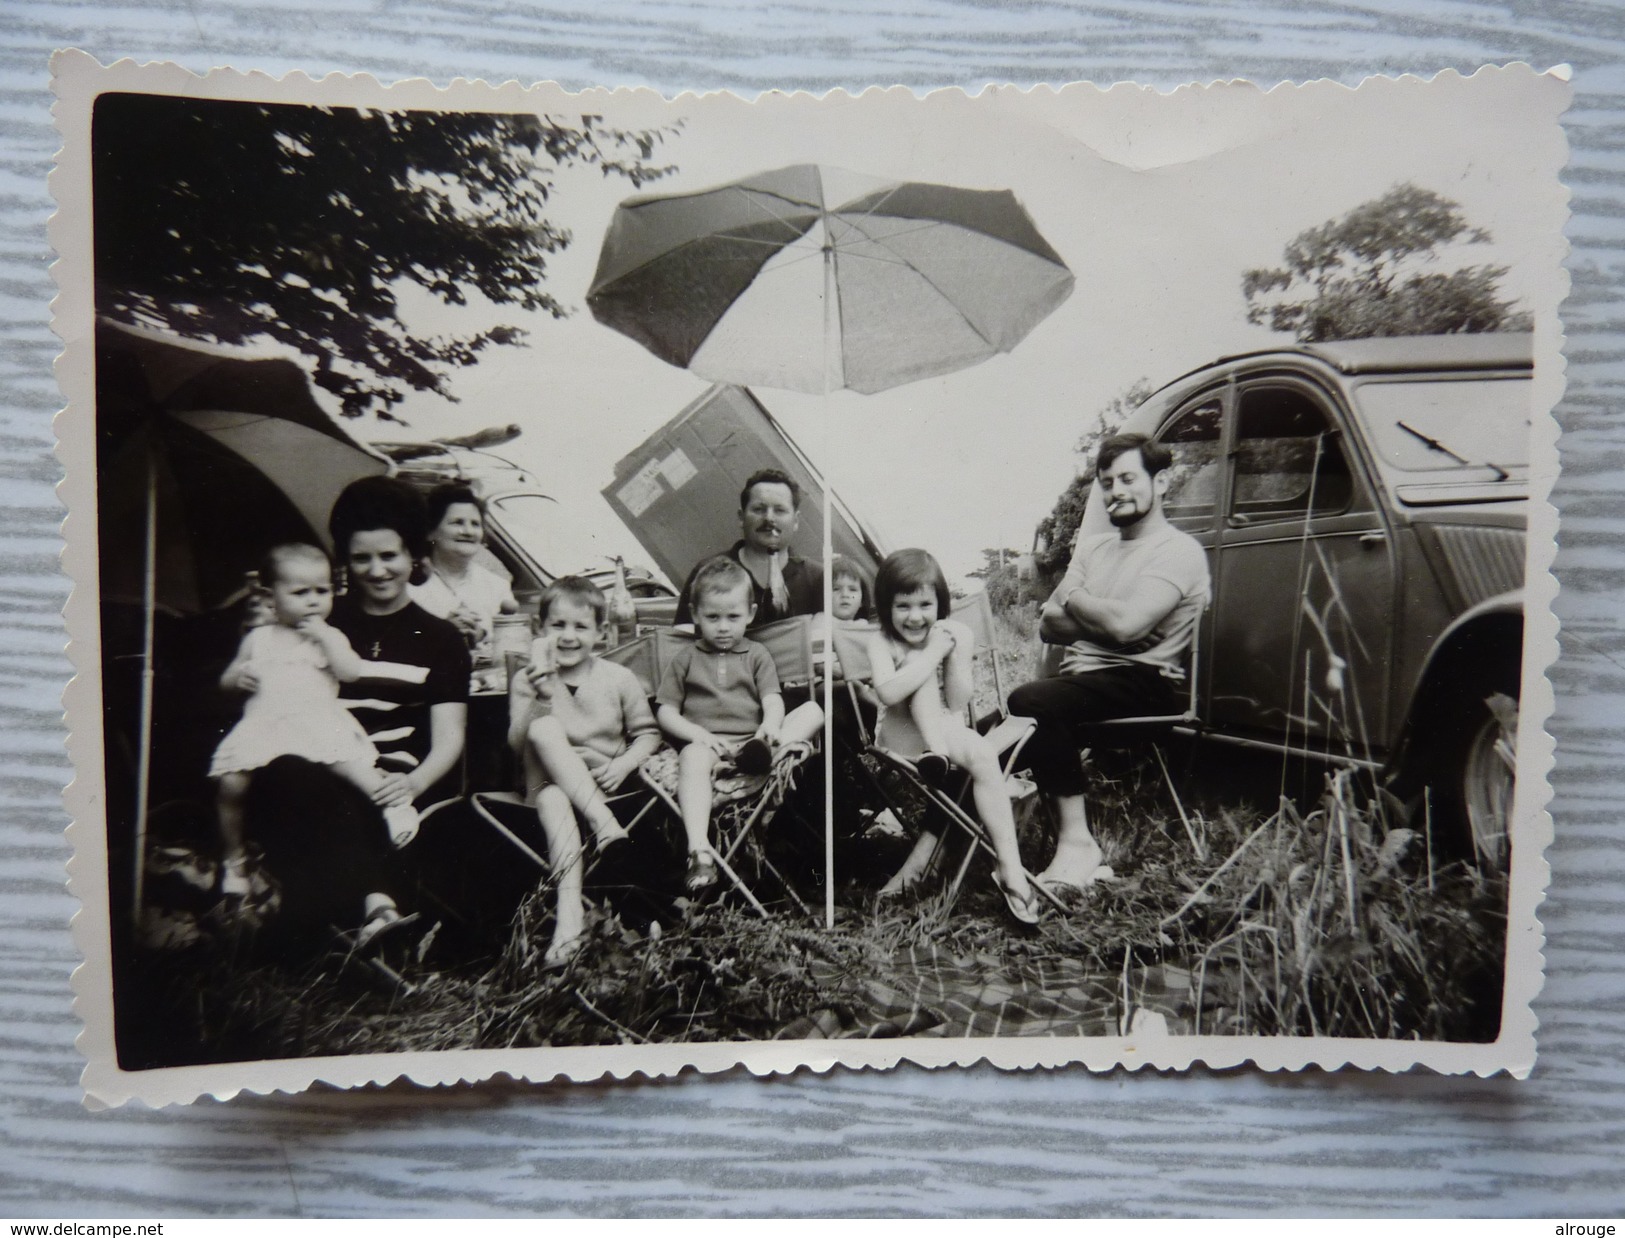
[867,549,1038,925]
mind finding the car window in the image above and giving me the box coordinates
[1231,385,1355,521]
[1157,397,1224,521]
[1353,377,1529,474]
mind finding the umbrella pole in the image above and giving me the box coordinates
[131,444,158,931]
[822,243,836,931]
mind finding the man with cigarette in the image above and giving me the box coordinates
[1007,432,1209,893]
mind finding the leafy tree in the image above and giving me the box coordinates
[93,93,678,418]
[967,547,1031,611]
[1242,183,1531,343]
[1030,378,1154,583]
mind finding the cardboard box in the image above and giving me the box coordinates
[603,384,882,591]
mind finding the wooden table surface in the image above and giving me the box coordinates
[4,1,1624,1217]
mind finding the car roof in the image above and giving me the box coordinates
[1150,332,1533,400]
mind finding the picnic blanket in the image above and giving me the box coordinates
[778,942,1195,1039]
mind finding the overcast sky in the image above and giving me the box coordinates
[377,69,1566,584]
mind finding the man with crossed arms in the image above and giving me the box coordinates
[1007,431,1210,893]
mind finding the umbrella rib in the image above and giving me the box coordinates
[724,184,824,237]
[837,181,906,225]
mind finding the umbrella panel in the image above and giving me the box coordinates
[589,217,822,367]
[590,184,819,288]
[98,419,321,615]
[835,183,1066,265]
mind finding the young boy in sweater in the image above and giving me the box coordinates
[509,576,661,966]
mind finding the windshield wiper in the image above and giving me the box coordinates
[1396,420,1509,481]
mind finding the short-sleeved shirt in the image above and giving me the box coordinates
[656,638,779,737]
[674,541,824,627]
[1049,525,1210,680]
[330,598,471,781]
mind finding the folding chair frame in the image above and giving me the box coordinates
[829,596,1070,916]
[1045,610,1208,860]
[632,616,824,918]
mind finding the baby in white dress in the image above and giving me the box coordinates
[212,543,424,896]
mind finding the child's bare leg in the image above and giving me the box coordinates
[779,701,824,746]
[526,716,626,845]
[333,757,420,846]
[879,828,941,896]
[676,741,718,857]
[944,729,1032,902]
[534,784,586,963]
[907,680,956,755]
[215,772,252,894]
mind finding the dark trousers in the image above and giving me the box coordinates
[248,756,403,943]
[1006,664,1179,797]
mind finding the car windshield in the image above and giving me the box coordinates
[1353,377,1530,474]
[485,492,651,581]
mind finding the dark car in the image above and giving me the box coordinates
[1103,332,1531,867]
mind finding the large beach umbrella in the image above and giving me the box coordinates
[95,317,390,924]
[586,163,1075,395]
[590,166,1073,927]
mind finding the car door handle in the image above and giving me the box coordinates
[1359,532,1386,546]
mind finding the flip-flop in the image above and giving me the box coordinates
[356,906,420,952]
[994,874,1041,927]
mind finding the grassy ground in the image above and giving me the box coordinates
[136,601,1508,1058]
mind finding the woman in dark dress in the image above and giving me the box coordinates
[247,477,469,948]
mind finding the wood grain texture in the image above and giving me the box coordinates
[4,0,1624,1217]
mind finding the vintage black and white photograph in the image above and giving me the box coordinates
[55,58,1566,1104]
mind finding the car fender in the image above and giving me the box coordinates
[1388,588,1523,782]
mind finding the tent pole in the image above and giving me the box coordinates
[131,443,157,930]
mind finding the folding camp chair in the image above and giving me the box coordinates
[639,614,822,919]
[464,635,662,880]
[1036,610,1208,860]
[830,592,1068,916]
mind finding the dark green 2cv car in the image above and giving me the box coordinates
[1107,332,1531,869]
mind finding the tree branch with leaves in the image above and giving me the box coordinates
[93,95,680,419]
[1242,183,1530,343]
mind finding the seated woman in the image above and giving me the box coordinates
[411,482,518,666]
[243,476,470,949]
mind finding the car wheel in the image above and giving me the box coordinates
[1433,686,1518,872]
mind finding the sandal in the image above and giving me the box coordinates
[383,803,421,849]
[684,850,719,893]
[356,904,420,951]
[994,873,1041,927]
